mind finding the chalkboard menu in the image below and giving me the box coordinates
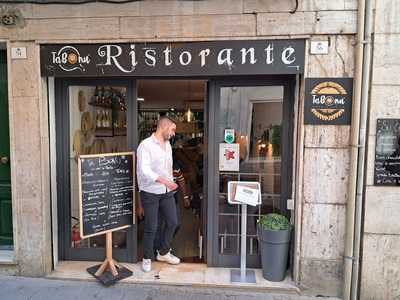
[78,152,135,238]
[374,119,400,185]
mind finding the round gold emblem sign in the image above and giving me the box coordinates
[310,81,347,121]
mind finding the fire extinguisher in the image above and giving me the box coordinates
[71,216,81,248]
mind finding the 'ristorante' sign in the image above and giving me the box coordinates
[40,40,305,77]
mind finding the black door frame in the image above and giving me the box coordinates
[55,77,137,262]
[207,75,296,267]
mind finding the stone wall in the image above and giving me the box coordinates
[6,41,52,276]
[0,0,357,41]
[0,0,357,296]
[361,0,400,299]
[297,35,354,297]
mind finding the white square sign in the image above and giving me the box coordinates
[11,47,27,59]
[219,143,240,171]
[310,41,329,55]
[227,181,261,206]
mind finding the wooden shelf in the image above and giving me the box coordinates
[88,102,112,109]
[113,128,127,136]
[94,127,113,137]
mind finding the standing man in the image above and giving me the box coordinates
[137,116,180,272]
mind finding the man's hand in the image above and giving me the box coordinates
[183,196,191,208]
[157,177,178,191]
[136,203,144,219]
[165,181,178,191]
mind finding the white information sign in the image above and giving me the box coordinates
[234,185,259,206]
[11,47,27,59]
[219,143,240,171]
[228,181,261,207]
[310,41,329,55]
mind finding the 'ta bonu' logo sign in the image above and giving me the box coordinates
[51,46,91,72]
[304,78,353,125]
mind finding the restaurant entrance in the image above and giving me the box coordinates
[55,76,294,269]
[56,78,208,263]
[135,79,207,263]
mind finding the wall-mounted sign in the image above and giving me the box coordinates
[224,129,235,144]
[374,119,400,186]
[40,39,305,77]
[11,47,27,59]
[304,78,353,125]
[219,143,240,171]
[310,41,329,55]
[227,181,261,207]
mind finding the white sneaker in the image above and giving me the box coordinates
[156,250,180,265]
[142,258,152,272]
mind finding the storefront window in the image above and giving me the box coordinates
[217,86,283,255]
[69,85,128,249]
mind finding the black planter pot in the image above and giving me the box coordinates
[257,224,291,281]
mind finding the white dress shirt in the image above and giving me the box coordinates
[137,134,174,194]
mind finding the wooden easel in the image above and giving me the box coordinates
[95,232,121,277]
[78,152,135,283]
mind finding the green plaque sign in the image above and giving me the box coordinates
[224,129,235,144]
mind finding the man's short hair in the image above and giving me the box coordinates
[157,116,176,129]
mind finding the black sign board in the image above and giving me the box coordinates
[40,39,305,77]
[304,78,353,125]
[374,119,400,186]
[78,152,135,238]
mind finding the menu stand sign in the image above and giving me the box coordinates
[227,181,261,284]
[78,152,135,286]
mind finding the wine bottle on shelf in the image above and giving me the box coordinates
[96,110,102,128]
[114,112,119,129]
[107,111,111,128]
[100,87,105,105]
[93,86,99,104]
[99,110,103,128]
[102,110,107,128]
[104,110,108,128]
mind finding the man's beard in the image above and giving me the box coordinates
[163,133,171,141]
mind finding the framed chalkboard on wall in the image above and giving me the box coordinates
[78,152,135,238]
[374,119,400,186]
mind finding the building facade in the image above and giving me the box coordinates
[0,0,398,299]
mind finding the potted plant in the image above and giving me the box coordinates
[257,213,291,281]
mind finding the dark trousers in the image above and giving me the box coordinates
[140,190,178,259]
[154,192,181,253]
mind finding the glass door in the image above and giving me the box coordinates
[56,78,137,262]
[208,77,295,268]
